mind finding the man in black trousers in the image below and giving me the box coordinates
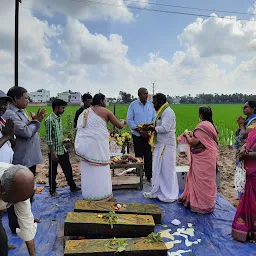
[127,88,156,182]
[45,99,80,196]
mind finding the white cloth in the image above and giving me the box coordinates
[80,161,112,200]
[0,127,14,164]
[149,145,179,202]
[75,108,113,200]
[146,107,179,202]
[0,162,37,241]
[75,109,110,165]
[155,107,176,146]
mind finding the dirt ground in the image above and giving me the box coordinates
[35,141,239,207]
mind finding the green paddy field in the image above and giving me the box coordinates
[27,104,242,145]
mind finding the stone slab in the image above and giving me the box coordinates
[64,212,155,238]
[64,237,167,256]
[74,200,162,224]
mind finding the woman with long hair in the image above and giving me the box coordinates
[75,93,126,201]
[178,106,218,214]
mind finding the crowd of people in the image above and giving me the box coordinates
[0,85,256,255]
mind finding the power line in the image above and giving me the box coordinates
[122,0,256,17]
[70,0,256,22]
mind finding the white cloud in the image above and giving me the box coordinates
[62,18,128,65]
[248,2,256,15]
[178,14,256,59]
[31,0,133,22]
[1,0,256,98]
[0,1,61,70]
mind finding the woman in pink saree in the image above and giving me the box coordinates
[178,106,218,214]
[232,127,256,243]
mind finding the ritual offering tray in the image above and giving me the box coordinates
[64,212,155,238]
[110,155,143,164]
[74,200,162,224]
[136,123,153,131]
[64,237,167,256]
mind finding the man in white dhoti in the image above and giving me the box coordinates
[75,93,126,201]
[143,93,179,202]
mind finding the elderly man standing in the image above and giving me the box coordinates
[127,88,156,182]
[3,86,44,234]
[0,163,37,256]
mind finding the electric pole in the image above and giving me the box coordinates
[15,0,22,87]
[152,82,155,96]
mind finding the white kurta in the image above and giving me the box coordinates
[145,107,179,202]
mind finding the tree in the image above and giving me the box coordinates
[119,91,133,104]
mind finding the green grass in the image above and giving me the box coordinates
[27,104,242,145]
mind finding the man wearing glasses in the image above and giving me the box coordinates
[2,86,44,234]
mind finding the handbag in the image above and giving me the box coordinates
[234,160,246,193]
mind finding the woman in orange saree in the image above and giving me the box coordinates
[232,127,256,242]
[178,106,218,214]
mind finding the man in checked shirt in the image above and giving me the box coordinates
[45,99,80,196]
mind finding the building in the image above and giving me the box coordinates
[57,90,81,104]
[69,92,81,104]
[173,97,181,104]
[29,89,50,103]
[57,91,70,102]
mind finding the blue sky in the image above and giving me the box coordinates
[37,0,256,64]
[1,0,256,97]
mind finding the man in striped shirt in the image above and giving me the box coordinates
[45,99,80,196]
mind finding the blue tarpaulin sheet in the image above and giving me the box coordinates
[3,184,256,256]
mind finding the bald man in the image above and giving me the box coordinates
[0,163,37,256]
[127,88,156,182]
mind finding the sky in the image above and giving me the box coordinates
[1,0,256,98]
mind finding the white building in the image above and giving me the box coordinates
[57,91,70,102]
[173,97,181,104]
[57,90,81,104]
[69,92,81,104]
[29,89,50,103]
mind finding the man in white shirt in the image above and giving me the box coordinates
[0,90,15,164]
[0,163,37,256]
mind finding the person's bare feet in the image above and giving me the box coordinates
[8,244,16,250]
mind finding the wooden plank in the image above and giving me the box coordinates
[74,200,162,224]
[64,212,155,238]
[110,163,144,168]
[64,237,167,256]
[112,176,140,185]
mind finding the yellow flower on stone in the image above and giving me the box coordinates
[98,214,103,218]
